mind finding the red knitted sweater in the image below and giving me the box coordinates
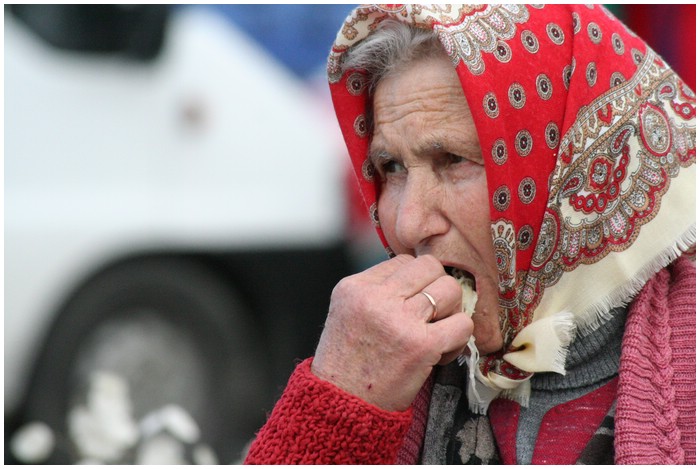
[245,258,695,465]
[244,358,413,464]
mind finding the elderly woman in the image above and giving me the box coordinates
[245,5,695,465]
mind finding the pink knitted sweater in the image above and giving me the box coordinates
[246,258,695,464]
[615,256,696,464]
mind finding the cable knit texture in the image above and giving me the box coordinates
[244,357,413,464]
[615,256,696,465]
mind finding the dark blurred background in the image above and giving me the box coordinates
[4,4,695,465]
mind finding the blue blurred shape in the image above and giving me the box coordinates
[202,4,354,79]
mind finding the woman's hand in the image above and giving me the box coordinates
[311,254,473,412]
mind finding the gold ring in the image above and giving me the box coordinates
[421,291,438,322]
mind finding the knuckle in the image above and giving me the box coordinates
[433,276,461,309]
[332,274,360,299]
[439,274,461,292]
[331,274,386,321]
[329,276,370,320]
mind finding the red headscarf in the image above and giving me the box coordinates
[328,4,695,410]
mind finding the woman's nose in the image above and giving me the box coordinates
[394,174,450,249]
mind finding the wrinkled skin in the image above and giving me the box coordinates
[312,55,503,412]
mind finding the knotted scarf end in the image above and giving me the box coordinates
[462,310,576,413]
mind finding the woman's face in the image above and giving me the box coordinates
[370,54,503,353]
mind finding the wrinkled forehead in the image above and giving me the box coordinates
[369,54,481,164]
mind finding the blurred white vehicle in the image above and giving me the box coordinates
[5,5,355,463]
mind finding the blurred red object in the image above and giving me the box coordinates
[622,4,696,91]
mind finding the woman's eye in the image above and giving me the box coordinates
[446,153,467,165]
[381,160,406,174]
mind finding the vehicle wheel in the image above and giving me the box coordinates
[21,256,269,464]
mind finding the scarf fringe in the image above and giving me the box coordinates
[468,379,503,415]
[575,224,696,337]
[550,311,576,375]
[499,380,531,409]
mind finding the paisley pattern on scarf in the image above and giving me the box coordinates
[536,59,693,282]
[328,4,695,409]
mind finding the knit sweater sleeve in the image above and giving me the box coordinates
[244,357,414,465]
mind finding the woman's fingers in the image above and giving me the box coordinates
[358,253,416,284]
[384,255,446,298]
[427,312,474,365]
[403,274,462,322]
